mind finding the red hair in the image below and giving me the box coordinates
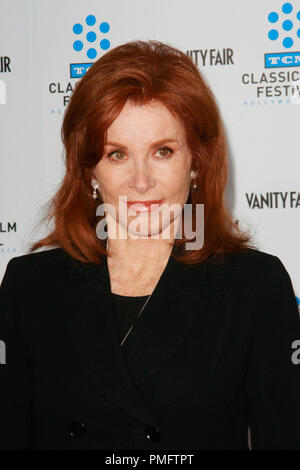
[28,40,256,265]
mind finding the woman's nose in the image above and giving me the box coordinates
[128,167,156,192]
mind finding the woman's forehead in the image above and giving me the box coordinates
[105,102,186,144]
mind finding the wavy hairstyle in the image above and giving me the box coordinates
[28,40,255,265]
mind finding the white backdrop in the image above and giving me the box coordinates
[0,0,299,315]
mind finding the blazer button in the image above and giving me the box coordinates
[144,425,160,442]
[69,421,86,438]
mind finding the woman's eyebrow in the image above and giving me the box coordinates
[105,138,178,150]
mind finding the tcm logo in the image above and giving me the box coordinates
[70,14,110,78]
[265,50,300,67]
[70,63,93,78]
[265,2,300,68]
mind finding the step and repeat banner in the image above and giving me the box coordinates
[0,0,299,313]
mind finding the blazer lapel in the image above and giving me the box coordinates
[61,247,211,426]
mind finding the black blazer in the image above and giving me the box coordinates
[0,246,300,450]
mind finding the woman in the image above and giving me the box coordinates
[0,40,300,450]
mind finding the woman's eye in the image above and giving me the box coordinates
[107,151,125,161]
[156,147,173,158]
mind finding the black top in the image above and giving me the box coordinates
[111,292,151,344]
[1,247,300,449]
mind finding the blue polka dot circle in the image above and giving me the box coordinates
[73,40,83,51]
[73,23,83,34]
[87,48,97,59]
[100,39,110,50]
[268,29,279,40]
[283,36,293,47]
[100,22,110,33]
[282,19,293,31]
[282,2,293,14]
[86,15,96,26]
[268,12,279,23]
[87,31,96,42]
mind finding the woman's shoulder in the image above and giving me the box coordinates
[203,248,294,291]
[2,247,70,287]
[5,247,66,270]
[209,249,298,327]
[223,247,287,275]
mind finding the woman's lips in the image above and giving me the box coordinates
[127,199,165,212]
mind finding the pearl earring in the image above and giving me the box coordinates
[91,178,99,200]
[190,170,198,191]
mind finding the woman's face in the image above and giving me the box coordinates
[92,100,193,239]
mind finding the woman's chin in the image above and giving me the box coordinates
[126,226,163,239]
